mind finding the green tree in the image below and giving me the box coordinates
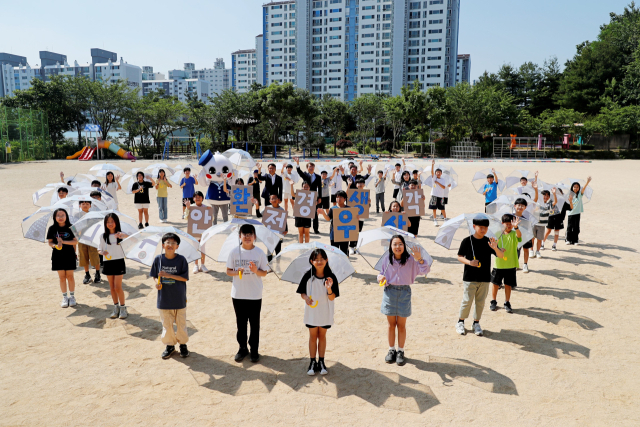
[134,90,186,152]
[256,83,299,144]
[85,79,139,142]
[318,94,349,145]
[350,93,384,151]
[382,95,407,150]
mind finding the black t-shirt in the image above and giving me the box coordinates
[342,173,370,189]
[132,181,154,204]
[46,224,76,258]
[248,176,262,199]
[458,235,496,282]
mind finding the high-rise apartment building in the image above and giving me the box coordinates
[262,1,298,86]
[142,78,210,103]
[294,0,459,100]
[456,53,470,84]
[231,49,257,93]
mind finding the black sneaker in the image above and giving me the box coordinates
[234,347,249,362]
[385,349,397,364]
[94,272,101,283]
[144,222,149,228]
[504,301,513,313]
[307,360,318,376]
[250,352,260,363]
[162,345,175,359]
[179,344,190,358]
[490,300,498,311]
[318,360,328,375]
[396,350,406,366]
[138,223,144,230]
[82,273,91,284]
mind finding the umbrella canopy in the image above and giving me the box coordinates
[357,226,433,271]
[169,164,194,186]
[22,202,83,243]
[422,164,459,190]
[222,149,257,170]
[556,178,594,203]
[434,213,504,250]
[145,163,176,180]
[89,163,125,174]
[199,218,283,263]
[269,242,355,284]
[487,205,535,247]
[471,168,506,194]
[70,210,137,248]
[120,226,202,267]
[122,168,153,194]
[505,170,535,189]
[73,187,117,210]
[32,184,82,207]
[56,195,109,216]
[486,194,540,219]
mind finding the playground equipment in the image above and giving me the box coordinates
[0,106,51,162]
[493,136,547,159]
[450,141,481,159]
[157,136,201,160]
[67,125,136,161]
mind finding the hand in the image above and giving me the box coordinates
[293,156,299,164]
[317,207,324,215]
[535,171,539,178]
[469,259,479,267]
[512,216,521,228]
[60,172,64,178]
[491,168,496,174]
[237,267,245,276]
[256,162,262,170]
[377,274,386,283]
[432,159,435,165]
[100,250,109,256]
[248,261,258,274]
[324,277,334,291]
[586,176,592,183]
[306,296,314,306]
[184,199,191,208]
[57,236,63,245]
[158,271,169,278]
[488,237,498,250]
[551,187,556,194]
[367,164,372,172]
[409,245,422,262]
[339,166,344,173]
[155,282,162,290]
[532,181,538,189]
[115,232,124,239]
[115,175,120,181]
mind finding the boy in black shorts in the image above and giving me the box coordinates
[490,214,522,314]
[513,195,537,273]
[543,188,563,251]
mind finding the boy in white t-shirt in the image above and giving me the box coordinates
[226,224,270,363]
[428,159,447,226]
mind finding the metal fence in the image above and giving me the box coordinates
[451,141,481,159]
[493,136,546,159]
[0,106,51,162]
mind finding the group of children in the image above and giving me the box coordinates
[44,162,593,373]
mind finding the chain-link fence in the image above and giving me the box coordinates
[0,106,51,162]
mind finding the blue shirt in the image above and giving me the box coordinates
[483,182,498,203]
[180,176,196,198]
[150,254,189,309]
[206,182,230,202]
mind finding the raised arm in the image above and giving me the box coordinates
[358,160,364,173]
[532,181,539,203]
[492,168,498,184]
[581,176,592,195]
[551,187,558,207]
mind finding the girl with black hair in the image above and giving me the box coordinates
[377,235,430,366]
[47,208,78,308]
[296,249,339,376]
[132,171,156,229]
[98,213,129,319]
[567,177,592,245]
[102,171,121,209]
[155,169,172,223]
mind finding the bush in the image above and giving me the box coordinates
[434,137,452,157]
[379,140,394,152]
[545,150,617,160]
[619,149,640,159]
[568,144,595,150]
[336,139,353,149]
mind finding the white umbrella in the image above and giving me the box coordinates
[73,187,117,210]
[199,218,282,262]
[121,168,153,194]
[222,149,256,170]
[22,202,83,243]
[70,210,137,248]
[145,163,176,179]
[487,205,535,247]
[434,213,504,250]
[32,184,82,207]
[422,164,459,190]
[56,195,109,214]
[556,178,594,203]
[269,242,355,284]
[357,226,433,271]
[120,226,202,267]
[486,194,540,220]
[505,170,535,189]
[471,168,506,194]
[169,164,194,186]
[89,163,125,174]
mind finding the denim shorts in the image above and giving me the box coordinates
[381,285,412,317]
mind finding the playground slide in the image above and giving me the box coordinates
[66,146,89,160]
[98,140,136,161]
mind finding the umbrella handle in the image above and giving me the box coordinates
[157,276,162,290]
[379,279,386,287]
[309,296,318,308]
[474,256,481,268]
[238,270,243,280]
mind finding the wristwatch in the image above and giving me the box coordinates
[514,226,519,230]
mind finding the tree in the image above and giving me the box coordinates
[62,76,91,145]
[294,89,320,147]
[257,83,299,145]
[350,93,384,151]
[319,94,349,145]
[134,90,185,152]
[85,79,139,142]
[1,76,79,157]
[382,95,406,150]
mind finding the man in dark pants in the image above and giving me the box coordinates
[257,162,283,214]
[294,156,322,234]
[340,163,372,189]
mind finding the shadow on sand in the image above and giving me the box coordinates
[484,329,590,359]
[518,286,606,302]
[516,307,602,330]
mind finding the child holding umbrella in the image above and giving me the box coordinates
[377,235,430,366]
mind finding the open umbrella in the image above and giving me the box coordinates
[505,170,535,189]
[422,164,459,190]
[222,149,257,170]
[434,213,504,250]
[357,226,433,271]
[121,168,153,194]
[269,242,355,284]
[32,184,82,207]
[72,187,117,210]
[486,194,540,219]
[199,218,282,262]
[120,226,202,267]
[70,210,138,248]
[169,164,194,186]
[145,163,176,180]
[471,168,506,194]
[556,178,594,203]
[22,201,93,243]
[89,163,125,175]
[487,205,535,247]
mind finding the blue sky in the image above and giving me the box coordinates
[1,0,632,82]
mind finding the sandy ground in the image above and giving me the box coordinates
[1,158,639,427]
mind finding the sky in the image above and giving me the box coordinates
[0,0,633,83]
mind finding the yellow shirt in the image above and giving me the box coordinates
[157,180,168,197]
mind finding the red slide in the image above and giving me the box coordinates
[79,147,96,161]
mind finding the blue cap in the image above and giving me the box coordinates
[198,150,213,166]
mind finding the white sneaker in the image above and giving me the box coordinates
[540,242,545,250]
[552,245,557,251]
[349,247,355,255]
[433,220,439,227]
[68,295,77,307]
[60,295,69,308]
[118,306,128,319]
[455,322,466,336]
[565,241,571,245]
[473,323,483,336]
[200,265,209,273]
[523,264,529,273]
[182,213,186,220]
[192,265,200,274]
[573,242,579,246]
[109,304,120,319]
[535,251,542,259]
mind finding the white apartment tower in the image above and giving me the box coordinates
[262,1,298,86]
[231,49,258,93]
[456,53,470,84]
[295,0,460,101]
